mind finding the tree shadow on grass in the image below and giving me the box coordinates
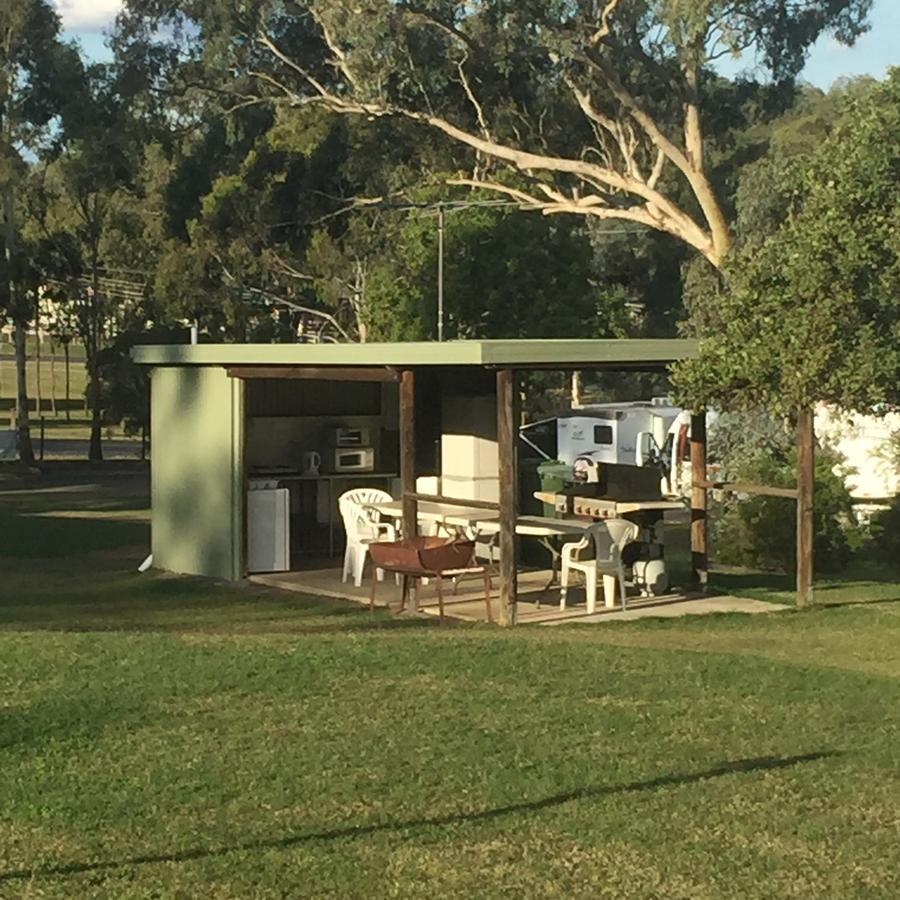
[0,751,839,883]
[0,570,452,634]
[810,595,900,609]
[0,511,147,558]
[713,568,900,606]
[713,570,794,595]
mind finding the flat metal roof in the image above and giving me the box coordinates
[133,339,697,368]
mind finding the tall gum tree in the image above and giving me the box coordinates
[39,66,136,463]
[0,0,82,461]
[118,0,872,272]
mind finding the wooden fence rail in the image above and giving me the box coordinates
[698,480,799,500]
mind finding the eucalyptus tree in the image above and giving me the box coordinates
[0,0,82,461]
[27,62,147,461]
[117,0,871,273]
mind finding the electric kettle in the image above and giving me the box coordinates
[302,450,321,476]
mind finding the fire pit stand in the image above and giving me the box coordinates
[368,537,493,622]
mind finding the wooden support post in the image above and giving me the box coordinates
[497,368,518,626]
[690,411,708,592]
[796,407,815,607]
[400,368,417,541]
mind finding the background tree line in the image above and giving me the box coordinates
[1,0,896,485]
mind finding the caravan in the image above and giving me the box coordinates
[522,400,900,512]
[521,398,693,498]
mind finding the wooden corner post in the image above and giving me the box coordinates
[796,407,815,607]
[690,411,708,592]
[400,368,417,541]
[496,368,518,626]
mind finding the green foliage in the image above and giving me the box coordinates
[342,198,623,342]
[709,410,795,473]
[866,498,900,577]
[0,0,85,317]
[96,325,187,436]
[713,446,858,573]
[676,71,900,416]
[111,0,874,282]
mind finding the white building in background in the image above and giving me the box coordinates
[816,406,900,515]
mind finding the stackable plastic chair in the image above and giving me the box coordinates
[560,518,639,613]
[338,488,396,587]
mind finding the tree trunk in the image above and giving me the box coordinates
[682,60,732,267]
[63,339,71,422]
[49,338,57,416]
[86,350,103,462]
[34,299,42,417]
[87,262,103,462]
[570,371,583,407]
[14,319,34,464]
[88,382,103,461]
[354,261,367,342]
[3,178,33,461]
[796,408,815,607]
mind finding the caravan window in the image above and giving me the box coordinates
[593,425,613,445]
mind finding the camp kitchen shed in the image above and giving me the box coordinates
[134,339,703,624]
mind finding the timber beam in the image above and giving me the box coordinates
[226,365,400,382]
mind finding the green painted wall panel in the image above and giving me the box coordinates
[151,366,244,581]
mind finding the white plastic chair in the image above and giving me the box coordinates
[560,519,639,614]
[338,488,397,587]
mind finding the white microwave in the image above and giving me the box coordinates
[334,427,370,447]
[334,446,375,473]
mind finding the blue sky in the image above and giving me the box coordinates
[58,0,899,89]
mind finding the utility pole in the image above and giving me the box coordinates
[437,204,445,342]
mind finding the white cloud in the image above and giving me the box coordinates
[53,0,123,33]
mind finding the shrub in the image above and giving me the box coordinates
[866,498,900,576]
[712,446,858,573]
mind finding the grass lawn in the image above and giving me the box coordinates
[0,358,88,413]
[1,344,139,446]
[0,338,87,359]
[28,419,143,445]
[2,470,900,898]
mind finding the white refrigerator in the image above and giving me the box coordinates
[248,486,290,573]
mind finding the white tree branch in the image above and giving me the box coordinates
[254,29,721,265]
[588,0,623,46]
[307,7,361,92]
[648,148,666,189]
[456,53,492,143]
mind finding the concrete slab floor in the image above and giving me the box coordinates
[251,563,788,624]
[543,594,788,625]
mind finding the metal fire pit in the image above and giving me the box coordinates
[368,537,492,622]
[369,536,476,575]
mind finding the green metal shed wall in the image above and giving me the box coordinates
[151,366,244,581]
